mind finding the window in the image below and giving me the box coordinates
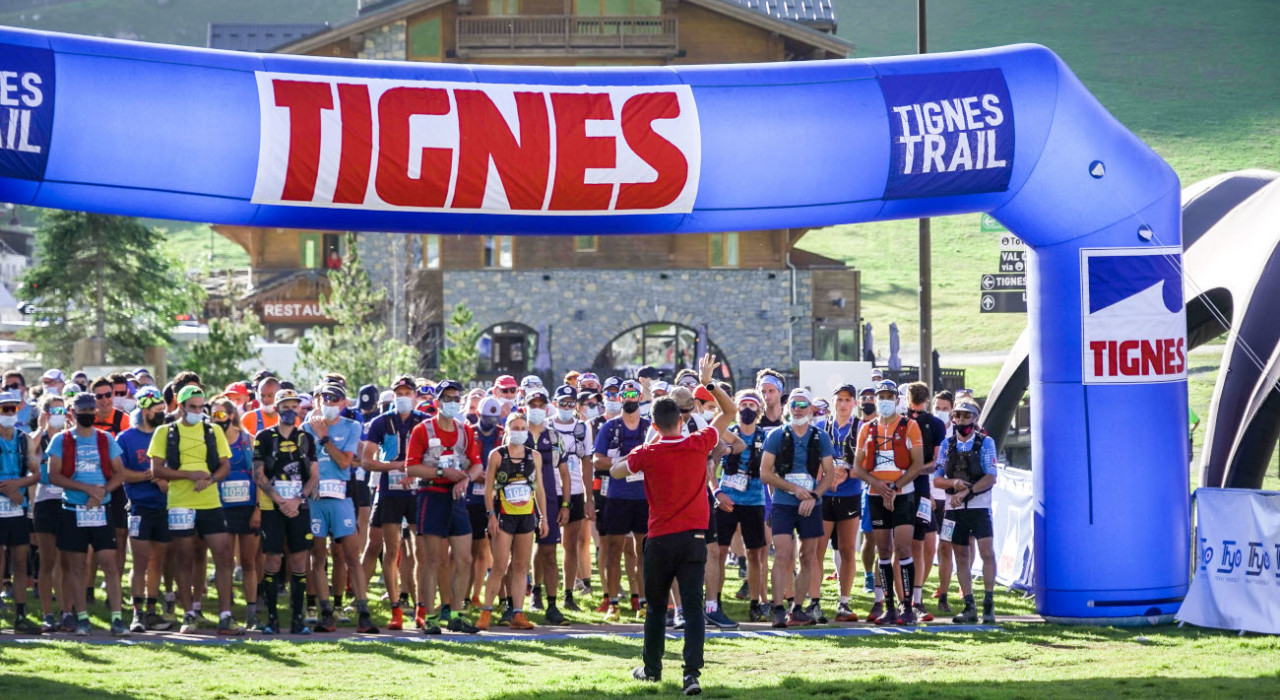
[814,325,860,361]
[575,235,598,253]
[488,0,519,14]
[300,233,321,269]
[709,232,739,268]
[422,234,440,269]
[476,323,538,376]
[483,235,513,268]
[408,17,442,61]
[594,323,732,382]
[575,0,660,15]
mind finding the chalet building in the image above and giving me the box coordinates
[211,0,860,386]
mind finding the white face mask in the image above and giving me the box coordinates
[877,399,897,417]
[184,411,203,425]
[48,414,66,431]
[583,406,600,421]
[507,430,528,445]
[701,410,716,423]
[261,402,277,414]
[0,415,16,429]
[322,405,341,421]
[790,414,810,427]
[499,397,514,408]
[605,400,621,414]
[439,401,462,419]
[113,396,136,413]
[555,407,575,423]
[934,410,951,424]
[527,408,547,426]
[394,396,415,414]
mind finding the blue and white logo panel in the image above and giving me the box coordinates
[0,43,54,182]
[1080,246,1187,385]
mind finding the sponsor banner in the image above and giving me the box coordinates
[0,43,54,181]
[1178,488,1280,634]
[879,68,1014,200]
[252,73,701,215]
[984,465,1035,589]
[1080,247,1187,384]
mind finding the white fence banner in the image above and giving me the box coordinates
[979,465,1035,589]
[1177,488,1280,634]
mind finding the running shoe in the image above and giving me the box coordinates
[952,605,978,624]
[806,600,827,624]
[447,615,479,634]
[217,615,245,636]
[14,615,39,634]
[75,618,91,636]
[146,612,173,631]
[875,606,899,626]
[683,675,702,696]
[59,612,76,633]
[862,572,875,593]
[733,580,750,601]
[498,606,514,626]
[563,597,581,613]
[937,599,952,614]
[388,605,404,631]
[834,603,859,622]
[786,607,814,627]
[509,612,534,630]
[422,616,442,635]
[673,609,685,630]
[476,610,492,631]
[544,605,568,626]
[771,606,787,629]
[41,613,56,634]
[748,601,765,623]
[110,618,131,637]
[357,612,380,634]
[315,611,337,633]
[594,599,611,614]
[631,666,659,682]
[603,605,621,623]
[531,588,544,611]
[898,604,917,626]
[179,613,198,635]
[912,603,933,622]
[290,617,312,635]
[129,613,146,634]
[665,607,675,628]
[866,601,884,624]
[706,608,738,629]
[262,615,279,635]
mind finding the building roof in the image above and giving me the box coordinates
[274,0,853,57]
[789,247,849,270]
[208,23,331,52]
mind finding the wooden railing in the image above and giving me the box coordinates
[457,15,678,52]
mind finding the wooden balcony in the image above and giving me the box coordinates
[456,15,679,57]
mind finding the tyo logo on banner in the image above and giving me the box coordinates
[1080,247,1187,384]
[0,44,54,181]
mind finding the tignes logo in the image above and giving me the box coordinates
[0,43,53,181]
[1080,247,1187,384]
[879,68,1014,200]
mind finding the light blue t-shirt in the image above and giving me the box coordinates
[0,430,28,508]
[47,430,123,508]
[762,425,835,507]
[304,417,362,483]
[718,427,767,506]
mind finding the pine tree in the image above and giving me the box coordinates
[294,233,416,388]
[439,303,481,384]
[18,210,201,368]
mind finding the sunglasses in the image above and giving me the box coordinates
[497,387,517,395]
[790,401,811,410]
[0,406,16,415]
[114,390,128,397]
[94,392,112,399]
[618,390,641,401]
[584,402,599,410]
[557,400,576,408]
[49,407,66,416]
[4,383,20,391]
[211,410,231,421]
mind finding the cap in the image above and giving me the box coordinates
[358,384,379,412]
[693,386,714,402]
[224,382,250,397]
[524,387,549,403]
[554,384,576,401]
[873,379,898,395]
[736,390,763,406]
[389,376,416,392]
[953,398,982,415]
[298,392,313,407]
[436,379,464,395]
[832,383,858,397]
[651,380,670,393]
[0,390,21,405]
[603,377,621,390]
[577,391,596,404]
[563,371,580,383]
[788,388,813,403]
[619,379,643,394]
[378,390,395,405]
[860,386,877,397]
[133,367,152,378]
[813,397,830,411]
[72,393,97,412]
[870,369,884,380]
[520,375,543,388]
[494,375,518,389]
[636,365,660,380]
[479,396,502,417]
[42,369,65,382]
[176,385,204,405]
[275,389,301,405]
[318,383,347,401]
[71,370,88,380]
[137,392,165,410]
[579,372,600,385]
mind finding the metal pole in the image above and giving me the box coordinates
[917,0,933,392]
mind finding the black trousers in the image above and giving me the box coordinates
[642,530,707,679]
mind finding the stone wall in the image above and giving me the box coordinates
[358,20,406,61]
[441,268,813,383]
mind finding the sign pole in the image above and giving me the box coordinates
[917,0,933,392]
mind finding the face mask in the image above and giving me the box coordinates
[934,410,951,424]
[261,402,277,414]
[790,414,810,427]
[113,396,136,412]
[278,409,298,426]
[877,399,896,417]
[184,410,203,425]
[480,415,498,429]
[394,396,415,414]
[556,407,574,423]
[507,430,528,445]
[701,410,716,423]
[861,403,876,416]
[583,406,600,421]
[527,407,547,425]
[439,401,461,419]
[49,414,66,430]
[0,415,16,429]
[75,413,96,428]
[956,423,976,437]
[499,397,514,408]
[605,400,621,414]
[147,412,166,428]
[621,401,639,415]
[738,407,757,424]
[322,405,341,421]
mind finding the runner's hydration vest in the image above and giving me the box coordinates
[493,445,537,487]
[720,425,765,478]
[166,419,220,474]
[58,429,111,480]
[943,429,990,484]
[776,425,823,478]
[419,419,472,491]
[259,427,315,482]
[860,417,912,481]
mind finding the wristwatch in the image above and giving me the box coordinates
[561,501,570,509]
[705,383,717,394]
[318,436,331,447]
[435,466,444,480]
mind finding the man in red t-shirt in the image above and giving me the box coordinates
[613,355,734,696]
[404,379,483,635]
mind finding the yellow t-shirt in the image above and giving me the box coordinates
[148,421,232,511]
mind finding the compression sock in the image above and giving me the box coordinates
[963,594,975,607]
[938,593,948,607]
[874,579,885,603]
[878,559,896,609]
[146,597,157,613]
[246,602,257,618]
[262,572,279,619]
[983,592,994,617]
[132,596,143,614]
[15,602,25,617]
[291,574,308,618]
[333,592,343,610]
[900,558,916,608]
[356,599,369,615]
[564,590,574,606]
[307,594,317,609]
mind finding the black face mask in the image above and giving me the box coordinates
[621,401,640,414]
[861,403,876,416]
[214,421,231,432]
[147,412,166,428]
[738,408,758,424]
[75,413,95,428]
[480,416,498,429]
[956,423,976,437]
[278,409,298,426]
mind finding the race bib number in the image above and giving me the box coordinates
[600,476,609,497]
[168,508,196,531]
[76,505,107,528]
[472,482,486,497]
[940,518,955,542]
[503,483,533,506]
[274,480,303,501]
[785,472,815,492]
[220,479,252,505]
[0,495,22,517]
[625,469,644,483]
[872,450,898,474]
[128,515,141,538]
[722,474,749,492]
[318,479,347,499]
[916,497,933,522]
[388,469,408,491]
[354,467,367,481]
[440,454,459,471]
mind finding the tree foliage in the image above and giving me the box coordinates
[294,233,416,388]
[439,303,481,384]
[180,309,264,389]
[18,210,201,368]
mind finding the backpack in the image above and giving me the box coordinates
[58,429,113,480]
[493,445,537,487]
[721,425,765,478]
[259,427,315,482]
[944,429,991,485]
[776,425,824,478]
[860,417,913,480]
[605,416,650,456]
[166,420,220,475]
[0,430,29,480]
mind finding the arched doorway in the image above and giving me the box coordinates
[476,322,538,378]
[593,322,732,385]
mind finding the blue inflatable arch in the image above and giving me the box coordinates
[0,27,1188,622]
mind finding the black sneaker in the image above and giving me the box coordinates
[290,617,312,635]
[531,588,543,611]
[74,617,91,636]
[982,603,996,625]
[683,675,702,696]
[59,612,76,633]
[129,614,146,634]
[748,601,765,623]
[146,612,173,631]
[952,605,978,624]
[786,607,814,627]
[262,615,279,635]
[734,580,750,600]
[937,599,952,614]
[631,666,660,682]
[563,597,581,612]
[665,607,675,628]
[14,615,39,634]
[705,607,738,629]
[315,611,337,633]
[422,616,442,635]
[898,603,917,626]
[110,617,131,637]
[544,605,568,626]
[673,609,686,631]
[446,615,479,634]
[497,606,514,627]
[875,606,899,626]
[41,613,56,634]
[357,612,380,634]
[806,600,827,624]
[771,606,787,629]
